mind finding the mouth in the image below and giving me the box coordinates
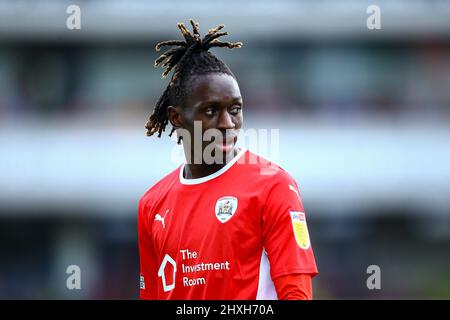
[216,135,237,153]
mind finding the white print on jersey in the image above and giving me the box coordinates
[215,196,238,223]
[289,184,301,202]
[158,254,177,292]
[155,209,170,229]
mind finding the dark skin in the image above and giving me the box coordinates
[168,73,244,179]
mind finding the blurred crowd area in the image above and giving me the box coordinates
[1,41,450,121]
[0,0,449,299]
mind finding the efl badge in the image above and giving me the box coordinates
[215,196,238,223]
[290,211,311,249]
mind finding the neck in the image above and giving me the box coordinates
[183,148,239,180]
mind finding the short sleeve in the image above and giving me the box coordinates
[138,196,158,299]
[261,171,318,280]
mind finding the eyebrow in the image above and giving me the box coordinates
[199,97,242,106]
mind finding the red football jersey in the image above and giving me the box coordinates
[138,148,318,300]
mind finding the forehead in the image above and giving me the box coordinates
[185,73,241,107]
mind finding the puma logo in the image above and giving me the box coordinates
[154,209,170,229]
[289,184,301,202]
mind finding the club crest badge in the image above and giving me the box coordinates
[290,211,311,249]
[215,196,238,223]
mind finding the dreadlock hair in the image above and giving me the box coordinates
[145,19,243,144]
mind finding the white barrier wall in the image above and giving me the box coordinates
[1,117,449,216]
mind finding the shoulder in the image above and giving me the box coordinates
[241,152,306,213]
[240,149,297,187]
[139,165,181,209]
[238,150,302,208]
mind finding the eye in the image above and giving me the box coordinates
[229,105,242,115]
[205,107,216,117]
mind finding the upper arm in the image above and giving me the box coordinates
[261,171,318,280]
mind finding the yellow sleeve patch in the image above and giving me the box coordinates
[290,211,311,250]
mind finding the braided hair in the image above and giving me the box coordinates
[145,19,243,143]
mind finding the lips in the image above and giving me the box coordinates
[217,135,237,152]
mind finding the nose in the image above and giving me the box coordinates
[217,110,236,130]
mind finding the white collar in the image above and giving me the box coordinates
[179,147,247,185]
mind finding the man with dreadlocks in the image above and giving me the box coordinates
[138,20,318,300]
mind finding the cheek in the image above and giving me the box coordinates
[235,114,243,128]
[181,109,199,129]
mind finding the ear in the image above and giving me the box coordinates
[167,106,183,128]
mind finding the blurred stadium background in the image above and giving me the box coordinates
[0,0,449,299]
